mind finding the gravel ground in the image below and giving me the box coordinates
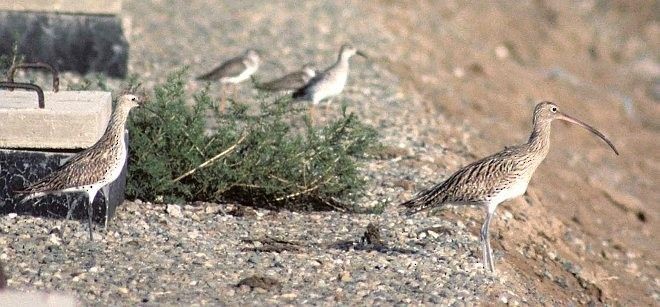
[1,1,501,305]
[1,201,499,305]
[1,0,657,305]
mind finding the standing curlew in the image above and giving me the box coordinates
[292,44,366,120]
[196,49,261,111]
[400,102,619,272]
[14,94,145,241]
[256,64,317,92]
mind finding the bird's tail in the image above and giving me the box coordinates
[254,81,273,91]
[12,189,44,204]
[291,85,307,99]
[195,72,214,81]
[399,184,448,216]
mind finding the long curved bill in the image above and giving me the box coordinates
[557,112,619,155]
[356,50,368,59]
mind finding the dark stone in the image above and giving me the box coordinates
[236,275,281,291]
[0,11,128,78]
[0,261,6,289]
[0,134,129,225]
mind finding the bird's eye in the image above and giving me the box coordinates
[550,107,557,113]
[131,97,136,101]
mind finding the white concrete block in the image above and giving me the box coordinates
[0,91,112,149]
[0,0,122,15]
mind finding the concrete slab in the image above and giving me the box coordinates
[0,290,78,307]
[0,0,122,15]
[0,91,112,149]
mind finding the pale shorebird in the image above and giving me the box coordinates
[292,44,366,119]
[256,64,316,91]
[14,94,144,241]
[196,49,261,111]
[400,102,618,272]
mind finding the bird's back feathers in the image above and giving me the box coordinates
[196,57,247,81]
[400,146,531,215]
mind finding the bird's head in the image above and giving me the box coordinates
[117,94,147,112]
[339,44,367,60]
[534,101,619,155]
[245,49,261,64]
[301,64,316,77]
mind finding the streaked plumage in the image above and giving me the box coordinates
[292,44,366,105]
[401,102,619,272]
[256,64,316,91]
[196,49,260,84]
[14,94,144,241]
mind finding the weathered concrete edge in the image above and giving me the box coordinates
[0,0,122,16]
[0,91,112,149]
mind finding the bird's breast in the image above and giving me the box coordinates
[490,176,531,205]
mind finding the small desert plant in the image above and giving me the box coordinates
[126,69,378,211]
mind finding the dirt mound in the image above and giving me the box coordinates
[372,0,659,304]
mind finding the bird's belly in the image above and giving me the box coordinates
[98,139,128,188]
[222,66,257,84]
[313,77,347,102]
[491,179,529,205]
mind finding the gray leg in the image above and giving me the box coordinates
[220,84,227,112]
[325,98,333,110]
[480,211,495,272]
[101,185,110,229]
[87,193,95,241]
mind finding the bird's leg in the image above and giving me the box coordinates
[308,105,317,125]
[220,84,227,113]
[325,98,334,112]
[101,185,110,230]
[230,83,237,105]
[86,191,98,242]
[480,209,495,272]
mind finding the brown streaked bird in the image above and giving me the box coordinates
[400,102,618,272]
[256,64,316,92]
[14,94,145,241]
[196,49,261,111]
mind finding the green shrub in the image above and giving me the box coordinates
[126,69,378,211]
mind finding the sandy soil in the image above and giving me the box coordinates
[370,0,659,304]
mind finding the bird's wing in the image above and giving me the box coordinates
[292,73,326,99]
[196,57,247,80]
[257,71,309,91]
[15,146,111,194]
[400,148,522,215]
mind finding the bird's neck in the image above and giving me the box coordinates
[303,67,315,77]
[526,120,552,156]
[334,54,351,69]
[245,57,258,68]
[99,104,133,146]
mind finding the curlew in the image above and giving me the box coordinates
[292,44,366,120]
[14,94,145,241]
[400,102,618,272]
[196,49,261,111]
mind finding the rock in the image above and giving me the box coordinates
[495,45,510,59]
[0,261,6,289]
[339,271,352,282]
[166,205,184,219]
[236,275,281,291]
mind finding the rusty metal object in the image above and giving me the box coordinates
[0,81,45,108]
[7,62,60,92]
